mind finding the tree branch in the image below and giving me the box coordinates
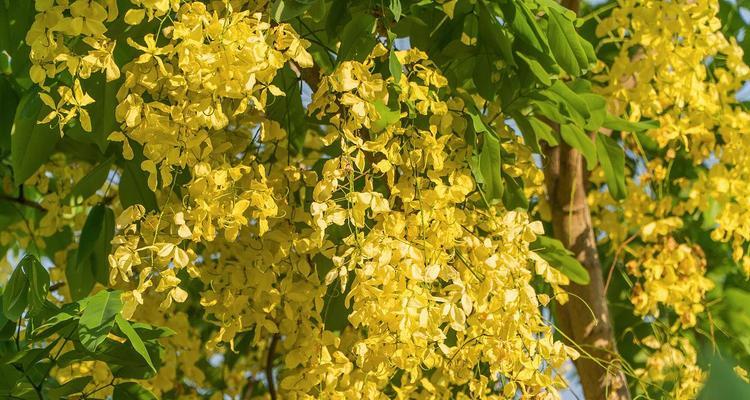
[0,194,46,212]
[542,3,631,399]
[544,141,631,400]
[266,333,280,400]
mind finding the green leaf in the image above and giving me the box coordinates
[271,0,318,22]
[11,91,62,185]
[0,290,7,331]
[2,261,28,321]
[389,48,402,82]
[474,50,495,100]
[43,226,72,257]
[119,157,159,212]
[580,93,607,131]
[66,248,95,302]
[531,236,590,285]
[516,52,551,86]
[95,206,115,284]
[502,172,528,210]
[0,0,34,87]
[325,0,350,39]
[702,197,721,229]
[31,306,76,340]
[337,14,376,63]
[107,344,162,377]
[75,204,115,286]
[546,81,590,125]
[130,323,176,340]
[528,117,560,146]
[477,2,515,64]
[699,353,750,399]
[115,314,156,372]
[46,376,92,398]
[500,1,547,52]
[560,124,597,170]
[463,14,479,46]
[1,343,56,370]
[113,382,157,400]
[78,290,123,352]
[478,133,504,203]
[389,0,402,21]
[55,349,92,368]
[546,7,590,76]
[602,115,659,133]
[467,109,489,134]
[0,50,10,75]
[372,100,401,133]
[514,115,559,153]
[531,98,567,124]
[595,133,627,200]
[19,255,48,316]
[81,72,118,152]
[0,363,24,394]
[267,66,307,154]
[65,156,113,205]
[469,154,483,184]
[0,78,17,155]
[635,130,659,152]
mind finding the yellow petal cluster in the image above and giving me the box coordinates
[21,1,583,397]
[26,0,120,132]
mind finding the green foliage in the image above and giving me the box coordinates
[595,132,627,200]
[531,236,590,285]
[11,92,61,185]
[113,382,158,400]
[76,204,115,286]
[699,353,750,399]
[5,0,749,397]
[0,255,169,399]
[65,156,114,206]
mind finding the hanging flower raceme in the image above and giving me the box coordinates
[27,0,120,133]
[13,0,610,398]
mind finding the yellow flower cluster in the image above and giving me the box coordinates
[628,237,713,328]
[107,30,574,397]
[108,2,312,315]
[594,0,750,396]
[278,48,576,398]
[26,0,120,132]
[597,0,750,270]
[589,174,713,328]
[635,335,706,399]
[22,1,580,397]
[597,0,748,159]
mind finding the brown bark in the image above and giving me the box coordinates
[540,2,631,397]
[544,142,630,400]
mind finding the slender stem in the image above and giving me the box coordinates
[0,195,46,211]
[49,282,66,292]
[12,365,43,400]
[266,333,280,400]
[82,378,115,398]
[14,317,21,350]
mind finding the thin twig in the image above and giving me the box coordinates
[603,233,638,294]
[0,194,46,211]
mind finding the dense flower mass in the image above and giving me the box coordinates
[14,0,582,398]
[3,0,750,398]
[592,0,750,396]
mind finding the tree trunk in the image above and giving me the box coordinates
[544,142,630,400]
[541,2,631,397]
